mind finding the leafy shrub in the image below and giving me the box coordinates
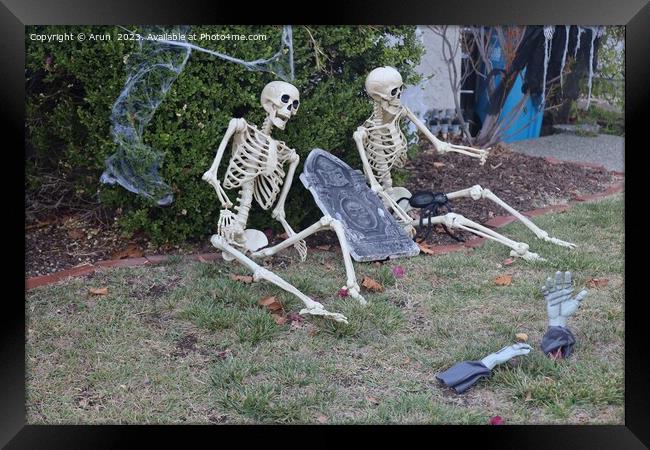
[26,25,423,243]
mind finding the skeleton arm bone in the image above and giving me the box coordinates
[271,150,307,260]
[403,107,488,165]
[353,127,383,193]
[202,118,245,208]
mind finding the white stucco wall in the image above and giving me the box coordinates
[401,26,462,123]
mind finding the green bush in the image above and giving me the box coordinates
[26,25,423,244]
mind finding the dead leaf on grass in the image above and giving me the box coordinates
[417,242,437,255]
[494,274,513,286]
[515,333,528,342]
[230,274,254,283]
[258,295,283,312]
[315,244,331,251]
[272,314,287,325]
[586,278,609,288]
[361,276,384,292]
[366,395,380,405]
[89,287,108,295]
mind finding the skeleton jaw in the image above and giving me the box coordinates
[269,111,290,130]
[379,99,402,117]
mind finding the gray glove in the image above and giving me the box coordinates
[542,271,588,328]
[480,343,532,370]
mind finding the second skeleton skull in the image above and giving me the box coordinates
[354,66,576,261]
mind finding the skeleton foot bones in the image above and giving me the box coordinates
[203,81,365,324]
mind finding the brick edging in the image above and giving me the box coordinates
[25,180,624,290]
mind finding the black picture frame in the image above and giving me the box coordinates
[5,0,647,447]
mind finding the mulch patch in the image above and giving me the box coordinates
[25,142,622,278]
[402,142,620,244]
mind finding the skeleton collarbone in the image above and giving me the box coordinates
[363,107,409,178]
[223,119,293,210]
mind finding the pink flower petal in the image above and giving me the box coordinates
[489,415,504,425]
[392,266,405,278]
[338,287,349,297]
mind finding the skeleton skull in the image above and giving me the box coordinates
[365,66,403,115]
[261,81,300,130]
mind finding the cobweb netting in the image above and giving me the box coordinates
[101,25,294,206]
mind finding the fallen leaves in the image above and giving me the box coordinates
[494,274,513,286]
[515,333,528,342]
[88,287,108,296]
[272,315,287,325]
[315,244,332,251]
[257,295,287,325]
[361,276,383,292]
[366,395,380,406]
[230,274,254,283]
[586,278,609,288]
[417,241,437,255]
[111,243,144,260]
[258,296,283,312]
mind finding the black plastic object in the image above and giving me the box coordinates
[436,361,492,393]
[541,325,576,358]
[396,190,463,242]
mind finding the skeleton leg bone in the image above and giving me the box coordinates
[412,213,544,261]
[446,185,576,248]
[210,235,349,323]
[252,216,366,305]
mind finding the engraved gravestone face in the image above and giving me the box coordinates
[300,149,420,262]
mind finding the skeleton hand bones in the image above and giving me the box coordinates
[434,140,489,165]
[202,170,233,209]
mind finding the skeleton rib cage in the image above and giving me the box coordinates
[361,108,409,183]
[223,121,292,210]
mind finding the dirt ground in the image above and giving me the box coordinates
[25,143,621,278]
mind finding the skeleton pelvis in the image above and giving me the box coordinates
[221,229,268,261]
[389,186,413,212]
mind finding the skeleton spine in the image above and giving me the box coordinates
[234,183,254,228]
[371,101,384,126]
[261,116,273,135]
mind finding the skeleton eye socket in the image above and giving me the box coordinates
[391,88,398,96]
[292,100,299,108]
[281,94,290,103]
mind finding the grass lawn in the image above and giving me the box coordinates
[26,194,624,424]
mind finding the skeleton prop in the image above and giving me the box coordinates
[353,66,576,261]
[202,81,365,324]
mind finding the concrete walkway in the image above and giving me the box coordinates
[508,133,624,173]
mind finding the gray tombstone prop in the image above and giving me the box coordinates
[300,148,420,262]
